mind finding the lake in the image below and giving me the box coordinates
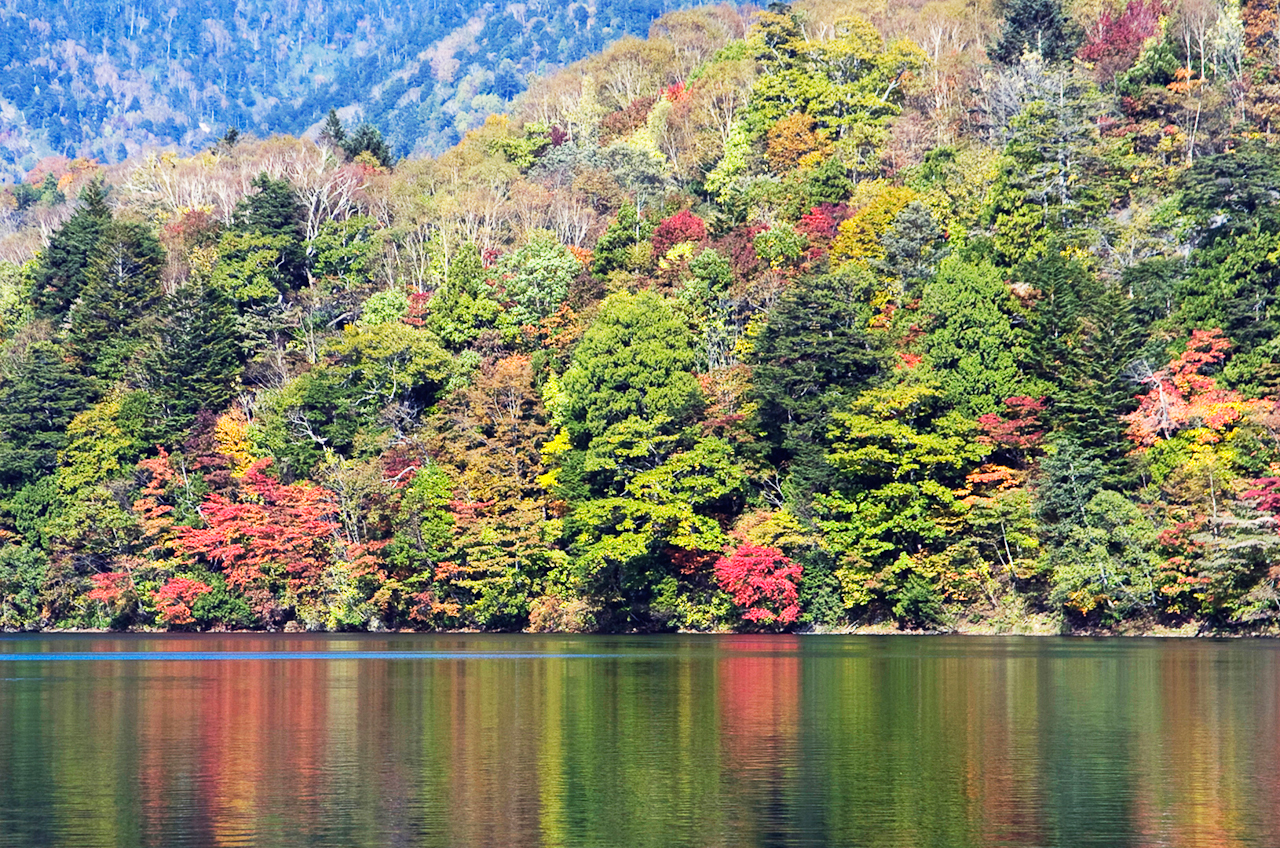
[1,634,1278,847]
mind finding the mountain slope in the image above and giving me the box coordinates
[0,0,719,180]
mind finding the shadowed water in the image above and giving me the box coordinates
[1,633,1277,848]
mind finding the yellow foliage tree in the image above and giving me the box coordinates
[830,182,916,263]
[214,407,256,477]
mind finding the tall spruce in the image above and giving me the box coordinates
[31,179,111,321]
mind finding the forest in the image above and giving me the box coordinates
[1,0,1280,634]
[0,0,713,176]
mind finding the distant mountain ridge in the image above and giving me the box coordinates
[0,0,718,181]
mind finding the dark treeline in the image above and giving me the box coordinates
[2,0,1280,634]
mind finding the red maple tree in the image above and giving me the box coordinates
[652,209,708,257]
[1123,329,1262,446]
[714,545,802,627]
[175,459,339,624]
[153,578,213,626]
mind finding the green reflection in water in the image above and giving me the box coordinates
[1,634,1280,848]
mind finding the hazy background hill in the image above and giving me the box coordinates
[0,0,719,180]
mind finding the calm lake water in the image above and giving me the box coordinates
[1,634,1278,848]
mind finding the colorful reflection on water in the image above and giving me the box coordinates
[1,634,1278,848]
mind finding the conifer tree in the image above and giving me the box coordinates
[0,341,92,495]
[989,0,1084,65]
[31,179,111,321]
[142,281,243,444]
[67,219,164,381]
[749,267,887,502]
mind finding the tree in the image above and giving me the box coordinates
[561,290,703,459]
[175,460,341,627]
[141,280,242,444]
[817,376,985,622]
[714,544,802,627]
[0,545,47,630]
[66,219,165,381]
[919,256,1035,417]
[341,123,396,169]
[31,179,110,320]
[989,0,1084,65]
[493,230,579,325]
[424,243,511,349]
[749,266,887,501]
[745,12,925,166]
[1025,253,1143,465]
[875,200,948,296]
[1124,329,1260,446]
[1048,490,1162,621]
[320,108,347,151]
[230,173,306,290]
[0,342,92,496]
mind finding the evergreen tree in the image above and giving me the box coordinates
[341,123,395,168]
[0,341,92,495]
[320,108,347,150]
[31,179,110,321]
[1025,254,1141,474]
[876,200,949,297]
[749,266,887,502]
[66,219,165,381]
[989,0,1084,65]
[142,281,243,444]
[919,256,1032,417]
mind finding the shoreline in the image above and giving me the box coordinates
[6,622,1280,639]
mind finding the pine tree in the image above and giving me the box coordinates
[876,201,949,297]
[989,0,1084,65]
[341,123,395,168]
[749,267,888,502]
[142,281,243,445]
[31,179,111,321]
[67,219,165,381]
[0,341,93,495]
[319,108,347,150]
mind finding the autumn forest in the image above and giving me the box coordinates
[1,0,1280,634]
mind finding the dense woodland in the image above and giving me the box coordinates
[0,0,714,175]
[2,0,1280,633]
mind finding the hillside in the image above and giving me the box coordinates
[3,0,1280,635]
[0,0,722,179]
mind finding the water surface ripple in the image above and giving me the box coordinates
[0,633,1276,848]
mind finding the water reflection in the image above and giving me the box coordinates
[1,635,1279,847]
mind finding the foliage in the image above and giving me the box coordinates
[714,545,802,627]
[989,0,1084,65]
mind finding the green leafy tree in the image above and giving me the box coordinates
[816,376,985,623]
[919,256,1036,417]
[1048,490,1161,622]
[0,544,47,629]
[561,290,704,462]
[494,230,579,325]
[554,291,715,623]
[746,11,924,166]
[592,203,655,280]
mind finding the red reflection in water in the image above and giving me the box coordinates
[717,635,801,842]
